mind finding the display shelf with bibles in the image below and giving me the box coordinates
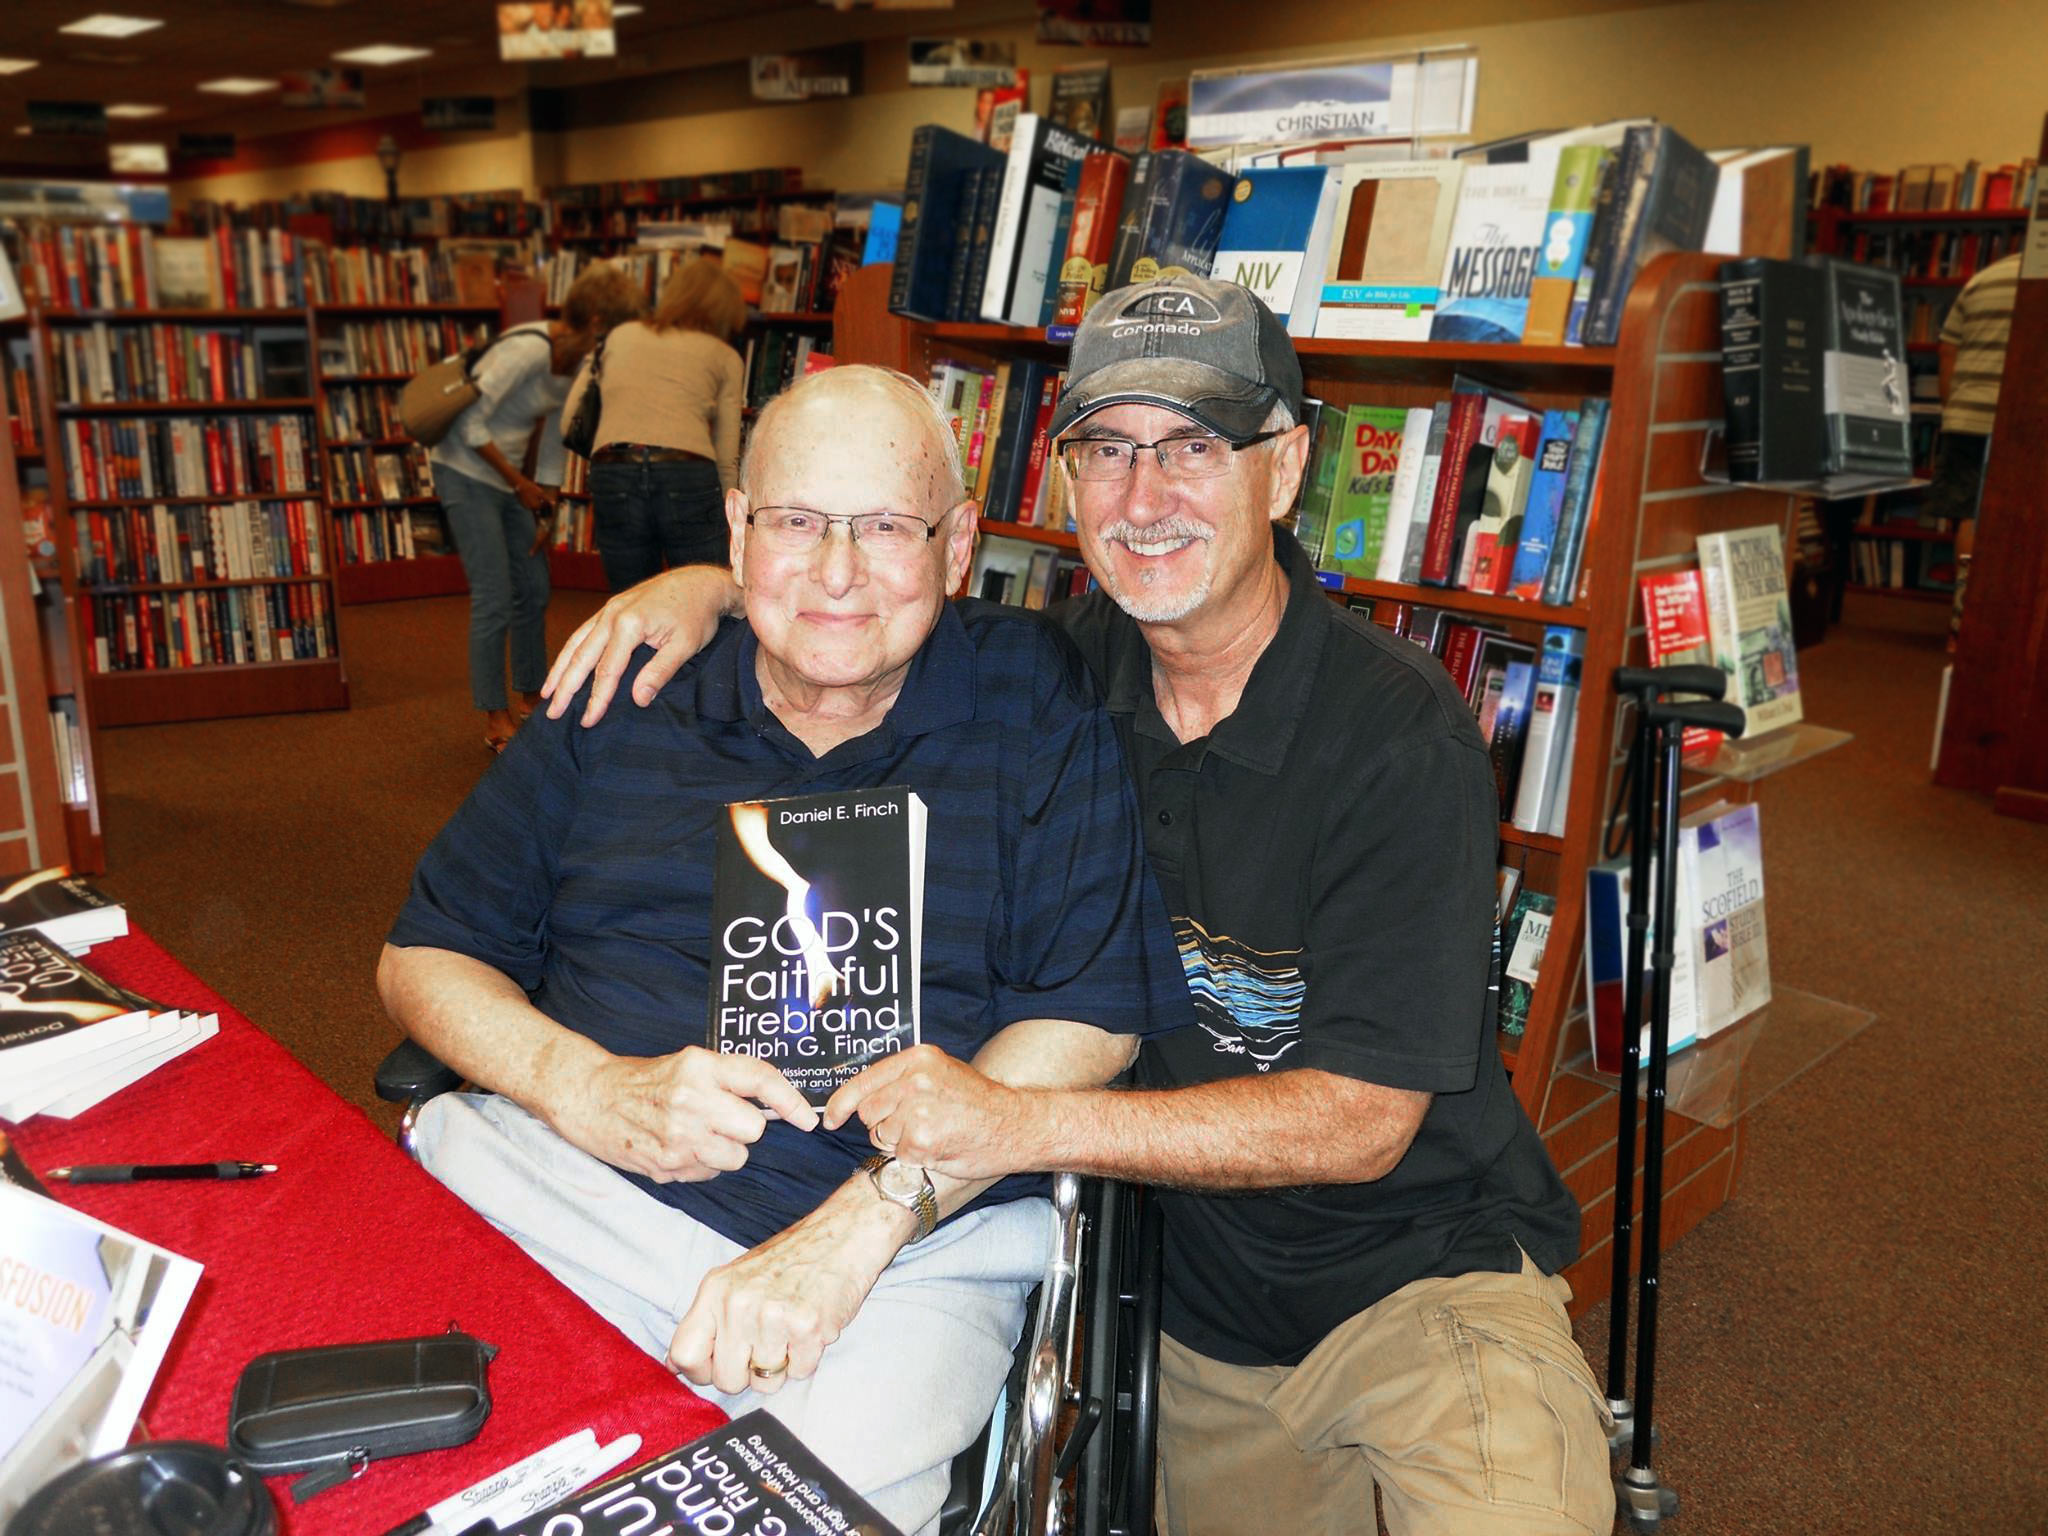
[29,298,348,730]
[829,247,1867,1311]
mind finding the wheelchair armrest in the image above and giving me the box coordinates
[373,1039,464,1105]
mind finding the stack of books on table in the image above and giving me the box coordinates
[0,868,128,955]
[0,931,214,1123]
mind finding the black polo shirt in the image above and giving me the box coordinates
[1056,530,1581,1367]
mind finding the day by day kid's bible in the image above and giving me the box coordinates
[710,787,927,1106]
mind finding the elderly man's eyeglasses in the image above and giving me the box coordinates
[1057,429,1287,483]
[746,506,943,557]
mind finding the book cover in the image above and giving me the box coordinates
[981,114,1096,327]
[1325,405,1409,579]
[1499,888,1555,1037]
[1507,409,1579,600]
[0,930,154,1079]
[0,1184,203,1520]
[1586,125,1720,347]
[495,1409,903,1536]
[1399,400,1452,584]
[1289,399,1347,568]
[1697,525,1804,737]
[890,125,1004,323]
[1107,148,1236,289]
[1048,61,1111,143]
[1462,414,1540,593]
[1511,626,1584,833]
[1374,406,1438,583]
[1811,256,1911,479]
[1049,151,1129,335]
[1639,569,1725,758]
[1416,392,1486,587]
[1037,156,1086,328]
[1487,660,1537,817]
[1718,257,1827,485]
[1523,145,1609,345]
[710,788,927,1107]
[0,869,127,958]
[1684,802,1771,1038]
[1538,397,1610,608]
[1315,160,1465,341]
[1583,851,1701,1075]
[1212,166,1336,335]
[1429,155,1559,344]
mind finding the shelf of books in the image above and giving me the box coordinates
[833,223,1857,1307]
[316,305,490,604]
[26,293,348,732]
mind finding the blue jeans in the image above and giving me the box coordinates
[437,468,551,712]
[588,457,728,593]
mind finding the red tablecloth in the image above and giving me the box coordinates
[5,931,725,1533]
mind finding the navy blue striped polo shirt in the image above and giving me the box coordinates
[389,599,1192,1248]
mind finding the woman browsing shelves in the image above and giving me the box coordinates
[561,258,748,593]
[430,265,642,754]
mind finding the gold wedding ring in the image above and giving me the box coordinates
[750,1353,790,1381]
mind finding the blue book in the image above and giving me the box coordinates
[1539,398,1611,608]
[890,125,1004,323]
[1211,165,1334,331]
[1107,149,1237,289]
[1487,660,1537,817]
[1508,409,1579,601]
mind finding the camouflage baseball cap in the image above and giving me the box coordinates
[1048,274,1305,442]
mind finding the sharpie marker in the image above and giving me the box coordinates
[380,1429,598,1536]
[437,1433,644,1536]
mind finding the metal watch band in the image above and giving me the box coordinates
[859,1154,938,1243]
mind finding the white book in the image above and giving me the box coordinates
[0,1184,202,1512]
[0,1010,187,1120]
[1316,160,1466,341]
[1512,632,1583,833]
[1542,697,1579,838]
[1697,525,1804,737]
[1374,407,1436,582]
[980,113,1044,325]
[41,1014,219,1120]
[984,116,1093,327]
[1681,802,1771,1038]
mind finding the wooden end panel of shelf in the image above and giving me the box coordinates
[87,660,349,727]
[338,556,468,604]
[1558,1118,1739,1316]
[548,550,608,591]
[0,438,72,875]
[832,264,921,374]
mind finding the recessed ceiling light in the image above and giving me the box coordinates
[13,126,32,136]
[197,77,279,94]
[614,4,643,13]
[331,44,432,65]
[58,14,164,38]
[109,142,168,173]
[105,103,164,117]
[0,58,40,75]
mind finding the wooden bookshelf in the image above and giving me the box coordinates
[835,254,1819,1311]
[34,303,349,731]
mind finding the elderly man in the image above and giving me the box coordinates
[544,279,1614,1536]
[379,365,1190,1536]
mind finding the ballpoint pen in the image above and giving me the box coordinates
[46,1161,278,1183]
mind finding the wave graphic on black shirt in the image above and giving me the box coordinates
[1175,916,1307,1067]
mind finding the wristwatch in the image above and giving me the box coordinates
[859,1154,938,1243]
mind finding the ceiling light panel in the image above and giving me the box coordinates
[0,59,40,75]
[197,77,279,94]
[331,45,432,65]
[105,103,164,117]
[58,14,165,37]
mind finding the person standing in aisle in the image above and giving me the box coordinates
[1935,249,2021,643]
[431,264,641,754]
[562,258,748,593]
[536,277,1611,1536]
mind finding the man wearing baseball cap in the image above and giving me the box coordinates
[541,275,1612,1535]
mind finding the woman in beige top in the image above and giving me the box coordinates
[564,258,747,590]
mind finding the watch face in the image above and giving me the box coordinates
[877,1159,929,1202]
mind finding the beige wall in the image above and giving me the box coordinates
[172,131,540,208]
[176,0,2046,207]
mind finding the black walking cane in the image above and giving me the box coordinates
[1603,667,1727,1452]
[1615,689,1746,1535]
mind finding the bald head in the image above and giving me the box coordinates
[741,365,967,518]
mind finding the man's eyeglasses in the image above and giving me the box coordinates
[746,506,944,558]
[1057,429,1287,483]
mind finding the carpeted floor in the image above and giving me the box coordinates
[88,590,2048,1533]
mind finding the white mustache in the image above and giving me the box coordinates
[1100,518,1215,547]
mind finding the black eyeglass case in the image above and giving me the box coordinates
[225,1329,497,1502]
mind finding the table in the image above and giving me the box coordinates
[5,930,725,1533]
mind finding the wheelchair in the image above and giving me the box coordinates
[375,1039,1163,1536]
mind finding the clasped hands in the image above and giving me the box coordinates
[553,1043,1023,1397]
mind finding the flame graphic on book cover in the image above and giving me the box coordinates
[727,802,842,1009]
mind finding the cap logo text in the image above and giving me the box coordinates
[1117,291,1224,326]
